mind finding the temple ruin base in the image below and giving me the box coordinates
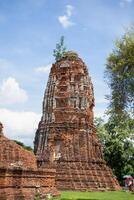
[55,161,120,191]
[0,167,59,200]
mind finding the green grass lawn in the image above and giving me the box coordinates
[53,191,134,200]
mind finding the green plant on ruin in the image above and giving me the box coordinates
[63,51,78,60]
[53,36,67,62]
[13,140,33,152]
[34,192,42,200]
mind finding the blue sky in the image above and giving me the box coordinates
[0,0,133,146]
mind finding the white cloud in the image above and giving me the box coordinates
[120,0,133,7]
[0,108,41,146]
[58,5,74,28]
[0,77,28,105]
[66,5,74,17]
[35,64,51,73]
[58,15,74,28]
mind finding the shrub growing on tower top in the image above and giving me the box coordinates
[53,36,67,62]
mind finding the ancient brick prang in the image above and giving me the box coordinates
[34,52,120,191]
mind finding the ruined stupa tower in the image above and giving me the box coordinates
[34,52,120,191]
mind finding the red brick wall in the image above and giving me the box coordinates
[0,167,59,200]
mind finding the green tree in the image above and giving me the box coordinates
[53,36,67,62]
[104,114,134,184]
[95,28,134,184]
[105,26,134,115]
[95,115,134,184]
[13,140,33,152]
[94,117,109,146]
[101,26,134,184]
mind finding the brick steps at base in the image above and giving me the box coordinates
[55,162,120,191]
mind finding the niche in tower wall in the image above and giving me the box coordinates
[74,74,82,82]
[56,98,68,108]
[53,140,61,161]
[69,97,77,108]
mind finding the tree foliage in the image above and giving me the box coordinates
[105,26,134,114]
[53,36,67,62]
[104,115,134,183]
[95,115,134,184]
[13,140,33,152]
[95,26,134,184]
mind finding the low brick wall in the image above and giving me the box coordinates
[0,167,59,200]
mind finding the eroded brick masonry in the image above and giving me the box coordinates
[0,123,58,200]
[34,52,120,191]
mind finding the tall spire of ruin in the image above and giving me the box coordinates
[34,51,120,191]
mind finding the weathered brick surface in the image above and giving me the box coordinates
[0,135,37,170]
[34,52,121,191]
[0,167,58,200]
[0,132,59,200]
